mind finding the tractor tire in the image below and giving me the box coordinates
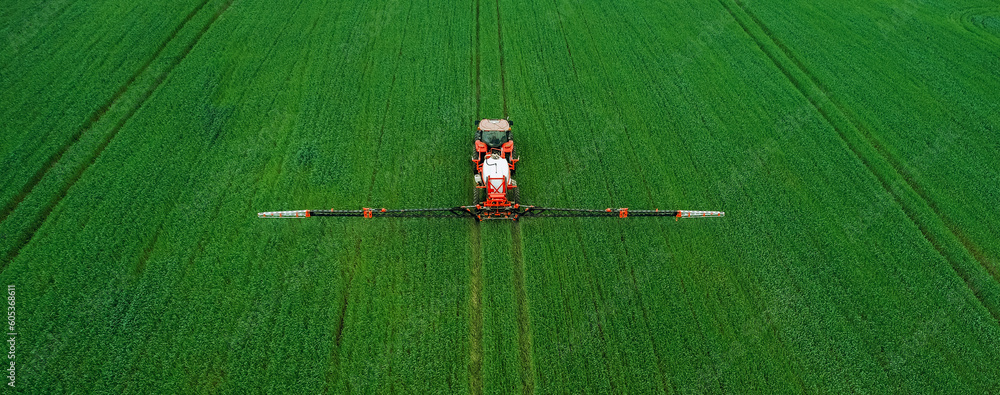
[507,180,519,204]
[473,186,483,205]
[510,146,517,176]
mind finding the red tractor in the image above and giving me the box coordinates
[471,119,519,219]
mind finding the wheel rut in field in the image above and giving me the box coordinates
[493,0,533,390]
[468,223,484,395]
[550,0,579,79]
[953,7,1000,44]
[494,0,509,117]
[0,0,213,226]
[496,0,536,390]
[472,0,481,119]
[134,223,166,278]
[468,0,484,392]
[719,0,1000,322]
[323,237,363,393]
[1,0,235,269]
[510,222,535,394]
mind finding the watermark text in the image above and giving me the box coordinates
[6,285,15,387]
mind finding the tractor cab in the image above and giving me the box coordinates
[472,119,517,175]
[476,119,511,148]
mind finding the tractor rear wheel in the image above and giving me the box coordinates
[510,147,517,176]
[507,181,519,204]
[473,186,483,205]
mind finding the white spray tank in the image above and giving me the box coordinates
[481,155,510,195]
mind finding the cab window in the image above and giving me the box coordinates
[482,131,508,148]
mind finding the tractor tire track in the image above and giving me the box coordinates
[550,0,579,79]
[719,0,1000,322]
[468,222,484,395]
[510,223,535,394]
[0,0,212,226]
[1,0,235,269]
[472,0,481,119]
[952,7,1000,45]
[730,0,998,279]
[494,0,533,389]
[323,237,363,394]
[469,0,485,393]
[134,223,166,278]
[494,0,509,118]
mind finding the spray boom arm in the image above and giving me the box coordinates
[258,206,724,221]
[258,207,478,219]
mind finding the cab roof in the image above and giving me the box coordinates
[478,119,510,131]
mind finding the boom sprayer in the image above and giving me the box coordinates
[258,119,725,222]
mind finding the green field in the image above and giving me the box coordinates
[2,0,999,392]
